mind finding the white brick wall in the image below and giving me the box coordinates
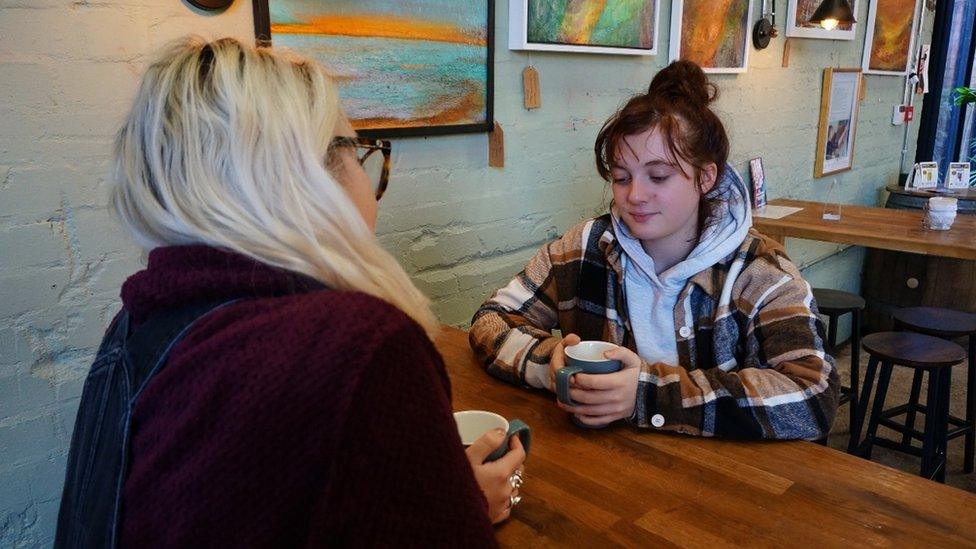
[0,1,930,546]
[0,3,254,546]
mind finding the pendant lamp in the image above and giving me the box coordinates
[808,0,856,30]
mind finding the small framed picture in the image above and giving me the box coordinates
[815,68,862,178]
[947,162,972,189]
[916,44,931,93]
[749,157,768,211]
[786,0,858,41]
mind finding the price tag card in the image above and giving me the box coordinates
[947,162,971,189]
[911,162,939,189]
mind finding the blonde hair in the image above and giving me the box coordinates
[110,36,439,336]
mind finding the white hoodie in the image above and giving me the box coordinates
[611,165,752,365]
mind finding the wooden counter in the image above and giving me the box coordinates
[753,198,976,260]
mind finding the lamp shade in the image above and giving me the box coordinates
[808,0,857,28]
[187,0,234,10]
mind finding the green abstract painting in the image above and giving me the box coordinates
[526,0,656,50]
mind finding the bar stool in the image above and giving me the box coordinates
[852,332,966,482]
[893,307,976,473]
[812,288,865,451]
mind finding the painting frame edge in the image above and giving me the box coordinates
[784,0,858,40]
[508,0,660,56]
[668,0,755,74]
[861,0,922,77]
[251,0,496,139]
[814,67,862,178]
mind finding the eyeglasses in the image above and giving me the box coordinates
[329,136,392,200]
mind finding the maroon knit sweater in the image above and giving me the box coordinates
[117,246,496,547]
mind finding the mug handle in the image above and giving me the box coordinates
[556,365,584,405]
[486,420,532,462]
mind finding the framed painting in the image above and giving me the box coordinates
[815,68,862,177]
[861,0,921,76]
[669,0,754,74]
[785,0,858,40]
[508,0,660,56]
[253,0,494,138]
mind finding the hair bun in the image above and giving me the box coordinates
[647,60,717,109]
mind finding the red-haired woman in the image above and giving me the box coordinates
[470,61,839,440]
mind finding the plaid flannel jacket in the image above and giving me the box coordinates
[469,214,839,440]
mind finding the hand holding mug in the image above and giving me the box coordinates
[465,430,525,524]
[555,342,644,427]
[548,333,581,390]
[455,411,530,524]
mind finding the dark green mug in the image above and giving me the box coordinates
[454,410,531,462]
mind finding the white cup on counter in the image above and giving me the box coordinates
[923,197,958,230]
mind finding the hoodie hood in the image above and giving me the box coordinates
[612,163,753,291]
[611,164,752,365]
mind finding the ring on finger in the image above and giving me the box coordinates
[509,494,523,509]
[508,470,524,488]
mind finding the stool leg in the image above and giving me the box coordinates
[849,355,879,454]
[938,367,952,483]
[862,362,894,461]
[922,368,945,481]
[848,309,861,433]
[901,370,924,447]
[965,335,974,474]
[826,313,838,353]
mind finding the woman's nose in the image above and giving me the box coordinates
[627,181,650,203]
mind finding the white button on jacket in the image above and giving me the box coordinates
[651,414,665,428]
[678,326,692,338]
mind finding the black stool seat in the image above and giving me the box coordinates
[852,331,968,482]
[813,288,866,313]
[861,332,966,368]
[893,307,976,338]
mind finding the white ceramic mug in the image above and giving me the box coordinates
[454,410,531,462]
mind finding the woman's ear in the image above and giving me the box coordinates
[699,163,718,194]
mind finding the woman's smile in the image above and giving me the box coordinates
[629,211,660,223]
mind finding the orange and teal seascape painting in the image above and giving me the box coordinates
[267,0,491,136]
[675,0,750,72]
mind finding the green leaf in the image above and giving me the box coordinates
[954,86,976,106]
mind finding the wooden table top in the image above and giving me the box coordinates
[753,198,976,260]
[435,326,976,547]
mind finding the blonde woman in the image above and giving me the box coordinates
[55,37,523,548]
